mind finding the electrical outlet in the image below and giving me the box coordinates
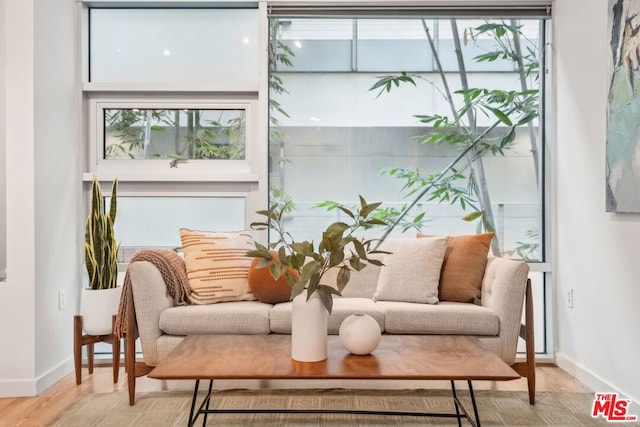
[567,288,574,309]
[58,290,66,311]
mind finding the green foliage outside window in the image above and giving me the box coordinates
[104,108,245,161]
[370,20,541,257]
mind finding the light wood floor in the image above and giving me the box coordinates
[0,363,591,427]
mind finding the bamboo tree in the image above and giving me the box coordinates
[419,19,499,254]
[174,111,181,154]
[268,18,296,208]
[511,19,540,183]
[143,110,152,159]
[450,19,500,255]
[370,19,539,253]
[376,113,513,247]
[467,20,541,182]
[186,110,194,159]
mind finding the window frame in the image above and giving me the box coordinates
[87,96,260,179]
[266,9,553,358]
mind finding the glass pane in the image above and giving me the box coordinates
[90,9,259,85]
[437,20,517,72]
[107,196,245,262]
[269,17,544,261]
[104,109,246,160]
[274,19,353,72]
[357,19,434,72]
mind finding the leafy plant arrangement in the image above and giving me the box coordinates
[248,196,387,313]
[84,176,119,290]
[315,198,429,236]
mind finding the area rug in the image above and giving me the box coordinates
[50,389,639,426]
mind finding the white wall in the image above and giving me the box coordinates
[33,0,79,390]
[555,0,640,407]
[0,0,38,396]
[0,0,78,397]
[0,0,6,281]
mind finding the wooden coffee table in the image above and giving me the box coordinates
[149,334,519,427]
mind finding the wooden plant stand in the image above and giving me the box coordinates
[73,314,121,385]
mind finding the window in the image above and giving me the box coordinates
[268,11,550,353]
[87,98,258,176]
[269,15,545,260]
[83,4,267,263]
[104,108,247,161]
[89,8,259,85]
[108,196,245,262]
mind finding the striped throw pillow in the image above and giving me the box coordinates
[179,228,257,304]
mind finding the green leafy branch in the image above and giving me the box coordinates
[248,196,388,313]
[369,21,540,249]
[466,22,539,79]
[268,20,295,142]
[502,228,540,261]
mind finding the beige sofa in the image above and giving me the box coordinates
[123,255,535,405]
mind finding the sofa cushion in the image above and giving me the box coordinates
[377,301,499,335]
[418,232,494,304]
[270,297,385,335]
[373,237,448,304]
[159,301,272,335]
[179,228,256,304]
[320,257,382,299]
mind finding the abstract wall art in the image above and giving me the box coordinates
[607,0,640,212]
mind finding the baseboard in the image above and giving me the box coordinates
[556,352,640,417]
[514,354,555,365]
[0,379,37,398]
[36,357,74,395]
[0,358,73,398]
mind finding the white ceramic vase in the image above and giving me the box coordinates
[80,286,123,336]
[339,313,381,355]
[291,292,328,362]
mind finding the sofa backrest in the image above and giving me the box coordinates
[320,253,384,299]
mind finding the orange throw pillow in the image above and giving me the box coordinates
[418,233,494,304]
[248,252,298,304]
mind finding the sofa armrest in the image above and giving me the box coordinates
[480,257,529,364]
[128,261,174,366]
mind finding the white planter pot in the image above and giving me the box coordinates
[291,292,328,362]
[80,287,122,336]
[339,313,382,355]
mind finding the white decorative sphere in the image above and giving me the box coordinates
[339,314,381,355]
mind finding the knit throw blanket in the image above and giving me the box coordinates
[114,249,191,338]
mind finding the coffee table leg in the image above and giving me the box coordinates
[187,379,215,427]
[188,379,200,427]
[450,381,463,427]
[467,380,481,427]
[450,380,482,427]
[202,380,213,426]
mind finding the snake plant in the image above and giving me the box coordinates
[84,177,119,290]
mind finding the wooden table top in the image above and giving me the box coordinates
[149,335,520,382]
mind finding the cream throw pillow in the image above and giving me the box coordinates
[179,228,256,304]
[373,236,449,304]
